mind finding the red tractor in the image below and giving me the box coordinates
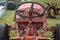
[0,2,60,40]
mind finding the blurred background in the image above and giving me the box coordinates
[0,0,60,38]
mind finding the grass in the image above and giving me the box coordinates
[0,0,3,2]
[0,0,60,38]
[0,10,15,26]
[10,30,17,37]
[47,15,60,26]
[45,31,53,38]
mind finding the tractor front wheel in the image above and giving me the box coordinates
[0,24,9,40]
[53,24,60,40]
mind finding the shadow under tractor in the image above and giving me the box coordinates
[0,2,60,40]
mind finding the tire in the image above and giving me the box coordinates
[53,24,60,40]
[0,24,9,40]
[7,2,16,10]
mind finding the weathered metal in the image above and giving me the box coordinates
[0,2,54,40]
[10,2,51,40]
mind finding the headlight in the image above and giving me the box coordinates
[16,15,20,18]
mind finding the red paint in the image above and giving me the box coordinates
[11,2,50,40]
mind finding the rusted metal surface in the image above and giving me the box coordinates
[15,3,45,22]
[14,2,46,37]
[10,2,52,40]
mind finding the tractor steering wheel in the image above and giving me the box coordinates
[16,2,45,18]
